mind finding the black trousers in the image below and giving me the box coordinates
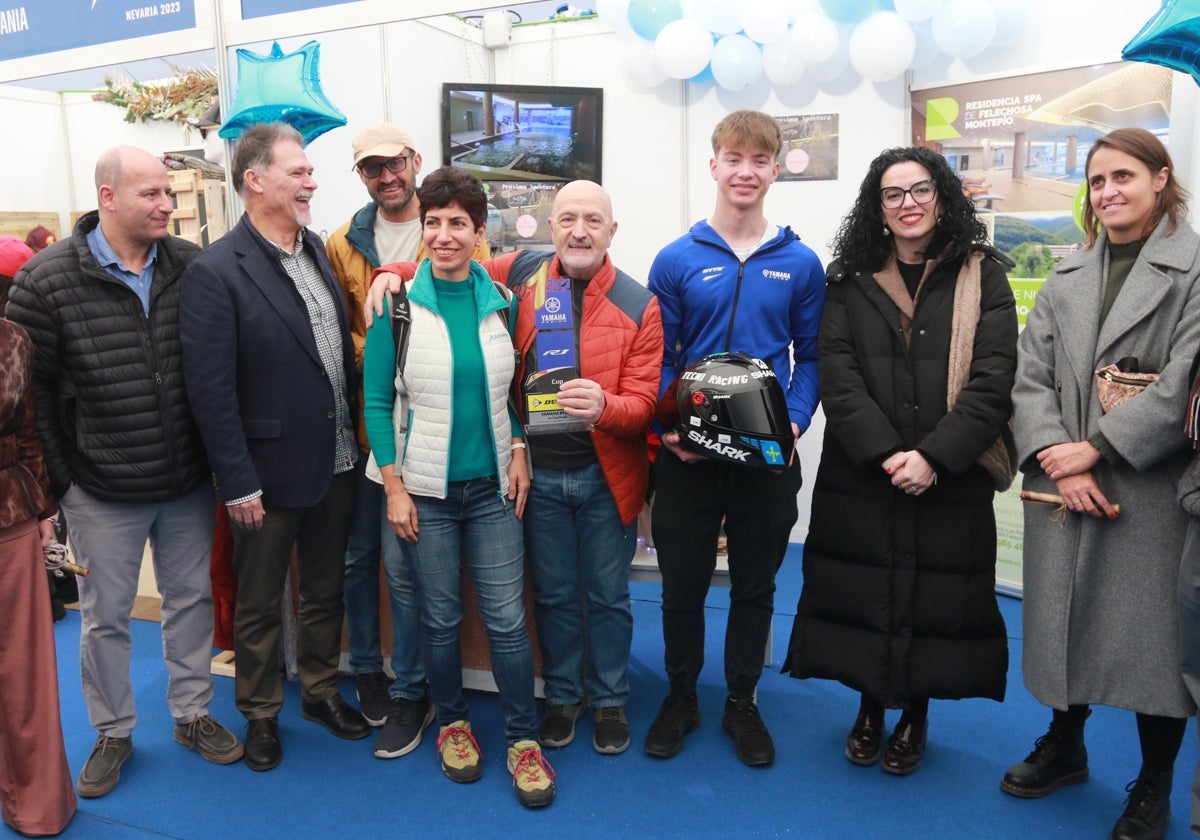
[231,470,356,718]
[651,448,801,698]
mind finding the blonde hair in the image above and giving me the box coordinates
[711,110,781,159]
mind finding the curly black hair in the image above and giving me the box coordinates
[829,146,988,275]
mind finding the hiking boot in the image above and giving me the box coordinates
[539,702,587,748]
[437,720,482,783]
[508,740,556,808]
[355,671,392,727]
[374,696,435,759]
[174,714,244,764]
[1001,717,1089,798]
[77,735,133,798]
[644,692,700,758]
[1108,770,1172,840]
[722,695,775,766]
[593,706,630,755]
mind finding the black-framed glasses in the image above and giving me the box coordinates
[880,179,937,209]
[358,154,412,179]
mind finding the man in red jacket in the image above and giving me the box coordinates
[369,180,662,755]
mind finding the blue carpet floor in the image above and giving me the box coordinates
[25,544,1199,839]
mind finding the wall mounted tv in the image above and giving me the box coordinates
[442,83,603,183]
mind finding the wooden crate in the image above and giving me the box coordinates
[168,169,228,247]
[0,211,59,241]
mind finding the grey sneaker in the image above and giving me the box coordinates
[174,714,244,765]
[355,671,392,727]
[77,735,133,798]
[592,706,630,754]
[538,702,587,748]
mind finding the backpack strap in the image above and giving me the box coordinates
[390,281,412,376]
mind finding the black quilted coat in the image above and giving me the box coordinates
[5,212,207,502]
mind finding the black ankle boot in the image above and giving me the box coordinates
[1000,714,1090,798]
[1108,770,1172,840]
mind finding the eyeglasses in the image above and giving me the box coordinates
[880,179,937,209]
[358,154,412,179]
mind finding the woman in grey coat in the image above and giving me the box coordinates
[1007,127,1200,840]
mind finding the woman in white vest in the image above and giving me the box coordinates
[361,166,555,809]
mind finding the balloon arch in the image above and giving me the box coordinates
[598,0,1032,90]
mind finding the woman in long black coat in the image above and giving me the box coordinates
[783,146,1016,775]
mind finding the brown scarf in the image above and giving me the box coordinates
[872,251,1016,490]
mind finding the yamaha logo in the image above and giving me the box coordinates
[544,297,562,313]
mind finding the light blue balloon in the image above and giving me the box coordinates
[819,0,877,24]
[1123,0,1200,85]
[627,0,683,40]
[219,41,347,144]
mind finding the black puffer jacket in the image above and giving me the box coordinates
[783,252,1016,706]
[5,211,207,502]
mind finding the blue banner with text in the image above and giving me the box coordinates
[0,1,197,63]
[240,0,358,19]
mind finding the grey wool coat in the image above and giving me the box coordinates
[1013,217,1200,717]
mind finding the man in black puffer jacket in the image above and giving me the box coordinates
[5,145,243,800]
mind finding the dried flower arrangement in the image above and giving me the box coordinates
[92,64,218,125]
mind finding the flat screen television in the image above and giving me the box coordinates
[441,83,603,184]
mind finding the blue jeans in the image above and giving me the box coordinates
[344,456,426,700]
[526,462,636,708]
[403,477,536,744]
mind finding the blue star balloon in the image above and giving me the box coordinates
[219,40,347,144]
[1123,0,1200,86]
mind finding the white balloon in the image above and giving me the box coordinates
[931,0,997,58]
[654,18,714,79]
[622,36,669,87]
[596,0,635,36]
[762,30,808,86]
[907,21,940,69]
[710,34,764,90]
[894,0,943,22]
[989,0,1030,48]
[849,12,915,81]
[686,0,743,35]
[790,11,839,63]
[808,29,849,82]
[743,0,791,44]
[784,0,822,21]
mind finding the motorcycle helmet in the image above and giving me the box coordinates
[676,351,792,469]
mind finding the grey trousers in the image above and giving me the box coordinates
[1178,519,1200,834]
[60,482,216,738]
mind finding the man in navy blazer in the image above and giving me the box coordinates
[180,122,369,771]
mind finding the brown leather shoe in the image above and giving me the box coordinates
[882,719,928,776]
[845,707,884,766]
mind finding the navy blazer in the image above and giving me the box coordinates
[179,216,357,509]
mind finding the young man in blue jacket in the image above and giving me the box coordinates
[644,110,825,766]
